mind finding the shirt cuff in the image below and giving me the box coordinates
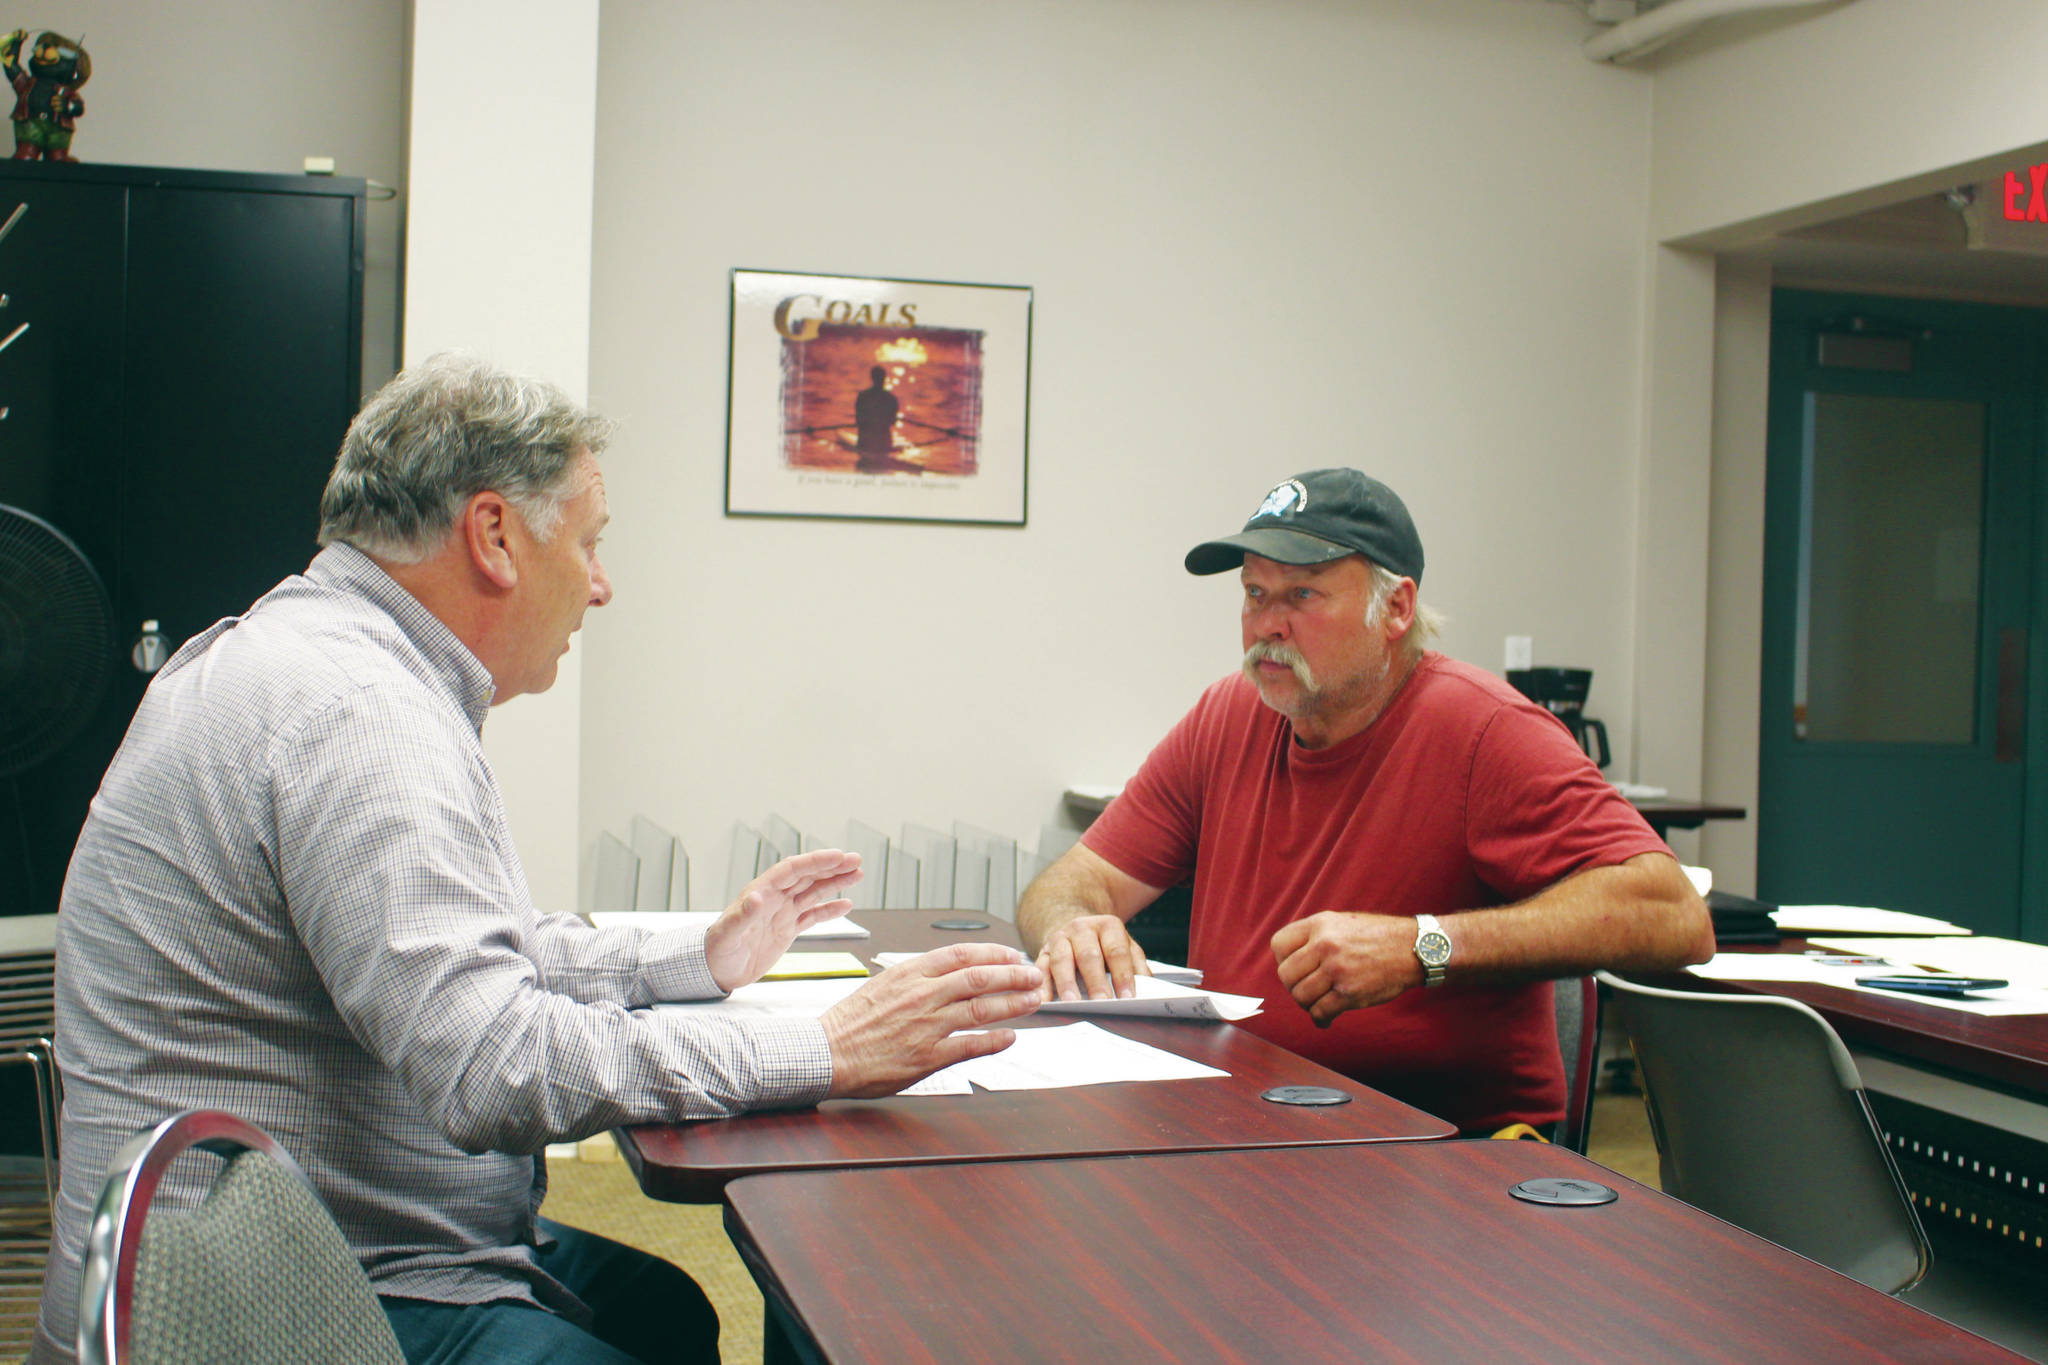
[739,1017,834,1109]
[637,925,724,1003]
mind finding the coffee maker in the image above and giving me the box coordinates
[1506,667,1610,769]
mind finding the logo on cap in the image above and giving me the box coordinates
[1254,479,1308,520]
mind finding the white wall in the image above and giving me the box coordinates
[1650,0,2048,249]
[406,0,601,914]
[581,0,1659,908]
[38,0,407,388]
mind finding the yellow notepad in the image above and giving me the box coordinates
[761,951,871,981]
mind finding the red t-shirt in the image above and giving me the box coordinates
[1082,653,1667,1132]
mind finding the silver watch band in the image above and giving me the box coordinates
[1415,913,1450,988]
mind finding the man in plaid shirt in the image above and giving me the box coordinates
[35,354,1044,1365]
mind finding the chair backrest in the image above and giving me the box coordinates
[901,825,956,909]
[79,1110,405,1365]
[843,821,890,910]
[1595,972,1930,1295]
[763,814,805,861]
[1552,976,1598,1154]
[883,846,920,908]
[591,832,640,914]
[725,823,764,901]
[953,822,1019,921]
[627,815,679,912]
[951,850,991,912]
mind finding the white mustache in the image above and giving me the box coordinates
[1243,640,1316,690]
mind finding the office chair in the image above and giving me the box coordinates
[1553,976,1598,1154]
[627,815,681,911]
[843,821,891,910]
[78,1110,404,1365]
[901,825,957,909]
[725,822,765,901]
[1596,972,1930,1295]
[590,831,640,914]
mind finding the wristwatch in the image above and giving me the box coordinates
[1413,914,1452,988]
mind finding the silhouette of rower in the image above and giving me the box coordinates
[854,366,899,466]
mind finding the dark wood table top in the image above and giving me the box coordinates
[616,909,1455,1203]
[725,1139,2026,1365]
[1636,935,2048,1098]
[1628,796,1748,832]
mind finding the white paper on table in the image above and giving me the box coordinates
[1770,906,1968,936]
[1691,951,2048,1016]
[590,911,870,939]
[1691,953,1876,984]
[871,951,1200,986]
[1036,974,1262,1021]
[898,1070,974,1096]
[922,1022,1228,1092]
[651,975,862,1019]
[1807,936,2048,994]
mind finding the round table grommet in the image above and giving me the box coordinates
[1508,1177,1618,1207]
[1260,1085,1353,1106]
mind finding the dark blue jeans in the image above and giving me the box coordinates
[380,1218,720,1364]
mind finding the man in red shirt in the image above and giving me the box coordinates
[1017,468,1714,1134]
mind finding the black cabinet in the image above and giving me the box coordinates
[0,162,365,917]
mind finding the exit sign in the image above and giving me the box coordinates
[2003,165,2048,222]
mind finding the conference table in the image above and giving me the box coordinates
[723,1139,2028,1364]
[1658,935,2048,1098]
[615,910,1455,1204]
[1627,795,1747,843]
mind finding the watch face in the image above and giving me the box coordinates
[1417,931,1452,967]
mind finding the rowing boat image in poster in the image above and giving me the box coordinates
[726,269,1032,525]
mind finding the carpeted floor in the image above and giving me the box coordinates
[541,1139,767,1364]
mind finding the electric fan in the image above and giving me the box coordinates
[0,503,115,779]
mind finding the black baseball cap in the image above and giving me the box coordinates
[1184,468,1425,583]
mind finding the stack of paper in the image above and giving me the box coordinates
[1691,950,2048,1016]
[902,1022,1229,1095]
[1770,906,1968,936]
[1037,975,1262,1022]
[761,951,869,981]
[870,953,1246,1019]
[1804,935,2048,992]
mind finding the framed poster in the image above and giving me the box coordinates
[725,268,1032,525]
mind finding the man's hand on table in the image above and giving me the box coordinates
[1035,914,1153,1002]
[705,848,864,993]
[821,943,1046,1099]
[1272,912,1423,1026]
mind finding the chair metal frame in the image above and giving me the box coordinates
[1553,976,1598,1154]
[76,1110,313,1365]
[1,916,59,1354]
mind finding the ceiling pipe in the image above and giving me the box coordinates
[1582,0,1854,64]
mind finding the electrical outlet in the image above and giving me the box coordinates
[1505,636,1533,672]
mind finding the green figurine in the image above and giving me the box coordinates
[1,29,89,161]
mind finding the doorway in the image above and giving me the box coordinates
[1758,290,2048,940]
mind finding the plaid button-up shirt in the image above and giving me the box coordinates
[35,543,830,1363]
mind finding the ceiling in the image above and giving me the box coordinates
[1751,185,2048,309]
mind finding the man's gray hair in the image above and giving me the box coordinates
[317,352,616,563]
[1364,559,1445,659]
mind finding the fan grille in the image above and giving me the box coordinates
[0,504,115,777]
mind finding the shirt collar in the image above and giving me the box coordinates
[305,542,499,731]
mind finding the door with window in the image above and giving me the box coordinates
[1759,291,2040,938]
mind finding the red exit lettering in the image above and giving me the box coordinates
[2004,166,2048,222]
